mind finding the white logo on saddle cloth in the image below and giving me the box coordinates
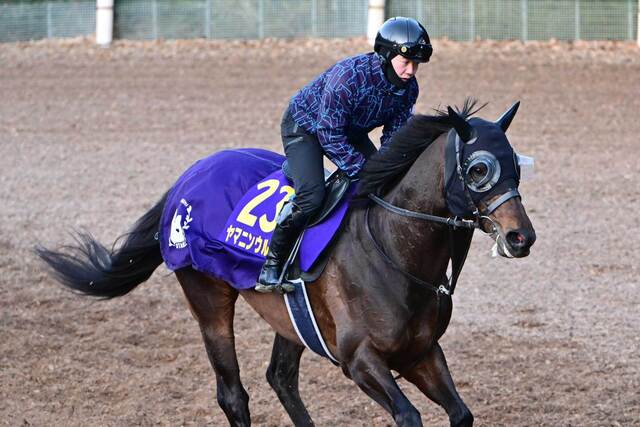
[169,198,193,249]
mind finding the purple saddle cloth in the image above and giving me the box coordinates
[159,148,352,289]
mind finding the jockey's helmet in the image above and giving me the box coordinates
[374,17,432,63]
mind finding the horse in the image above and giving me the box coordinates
[36,100,536,427]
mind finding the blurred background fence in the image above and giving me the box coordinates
[1,0,638,42]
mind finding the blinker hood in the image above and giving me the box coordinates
[444,119,520,218]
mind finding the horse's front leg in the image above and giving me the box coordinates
[345,342,422,427]
[400,343,473,427]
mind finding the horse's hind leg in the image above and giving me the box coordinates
[176,268,250,427]
[266,333,314,426]
[401,343,473,427]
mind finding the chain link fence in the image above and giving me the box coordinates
[1,0,637,42]
[113,0,367,40]
[389,0,638,40]
[0,0,95,42]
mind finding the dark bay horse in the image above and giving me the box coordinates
[37,101,536,427]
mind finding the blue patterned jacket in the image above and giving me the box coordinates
[289,52,419,177]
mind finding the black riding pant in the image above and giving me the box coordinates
[281,106,376,218]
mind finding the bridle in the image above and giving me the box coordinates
[365,194,477,297]
[364,129,521,296]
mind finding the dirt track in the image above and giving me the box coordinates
[1,37,639,426]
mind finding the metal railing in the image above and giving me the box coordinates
[0,0,637,43]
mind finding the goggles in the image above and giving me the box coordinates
[397,42,433,63]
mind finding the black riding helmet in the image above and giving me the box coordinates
[374,17,432,63]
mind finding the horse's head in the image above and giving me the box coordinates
[446,103,536,258]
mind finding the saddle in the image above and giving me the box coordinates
[281,160,352,227]
[280,160,352,283]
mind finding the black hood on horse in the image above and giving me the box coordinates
[444,103,521,218]
[358,99,523,219]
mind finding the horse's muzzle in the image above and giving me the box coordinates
[504,227,536,257]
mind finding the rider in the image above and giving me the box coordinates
[255,17,433,292]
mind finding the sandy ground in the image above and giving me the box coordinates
[1,37,639,426]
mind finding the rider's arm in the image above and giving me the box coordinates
[315,68,366,178]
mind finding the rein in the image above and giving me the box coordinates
[368,194,477,229]
[364,203,452,295]
[365,192,476,382]
[363,128,522,297]
[365,187,519,297]
[365,194,476,297]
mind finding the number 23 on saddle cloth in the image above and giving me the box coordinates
[159,148,354,289]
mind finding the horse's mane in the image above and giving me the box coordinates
[357,98,484,196]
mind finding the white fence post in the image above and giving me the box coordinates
[96,0,114,46]
[367,0,385,45]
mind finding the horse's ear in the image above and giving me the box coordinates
[495,101,520,132]
[447,106,474,142]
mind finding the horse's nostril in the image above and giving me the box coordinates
[506,231,526,248]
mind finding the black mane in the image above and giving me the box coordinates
[357,98,483,196]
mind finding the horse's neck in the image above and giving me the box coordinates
[388,134,448,214]
[374,134,451,284]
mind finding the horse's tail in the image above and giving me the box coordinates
[35,193,168,299]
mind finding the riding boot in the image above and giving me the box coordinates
[255,201,308,293]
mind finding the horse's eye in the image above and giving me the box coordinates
[464,151,501,192]
[470,163,488,182]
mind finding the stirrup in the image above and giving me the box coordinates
[254,281,296,294]
[278,280,296,293]
[254,282,274,293]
